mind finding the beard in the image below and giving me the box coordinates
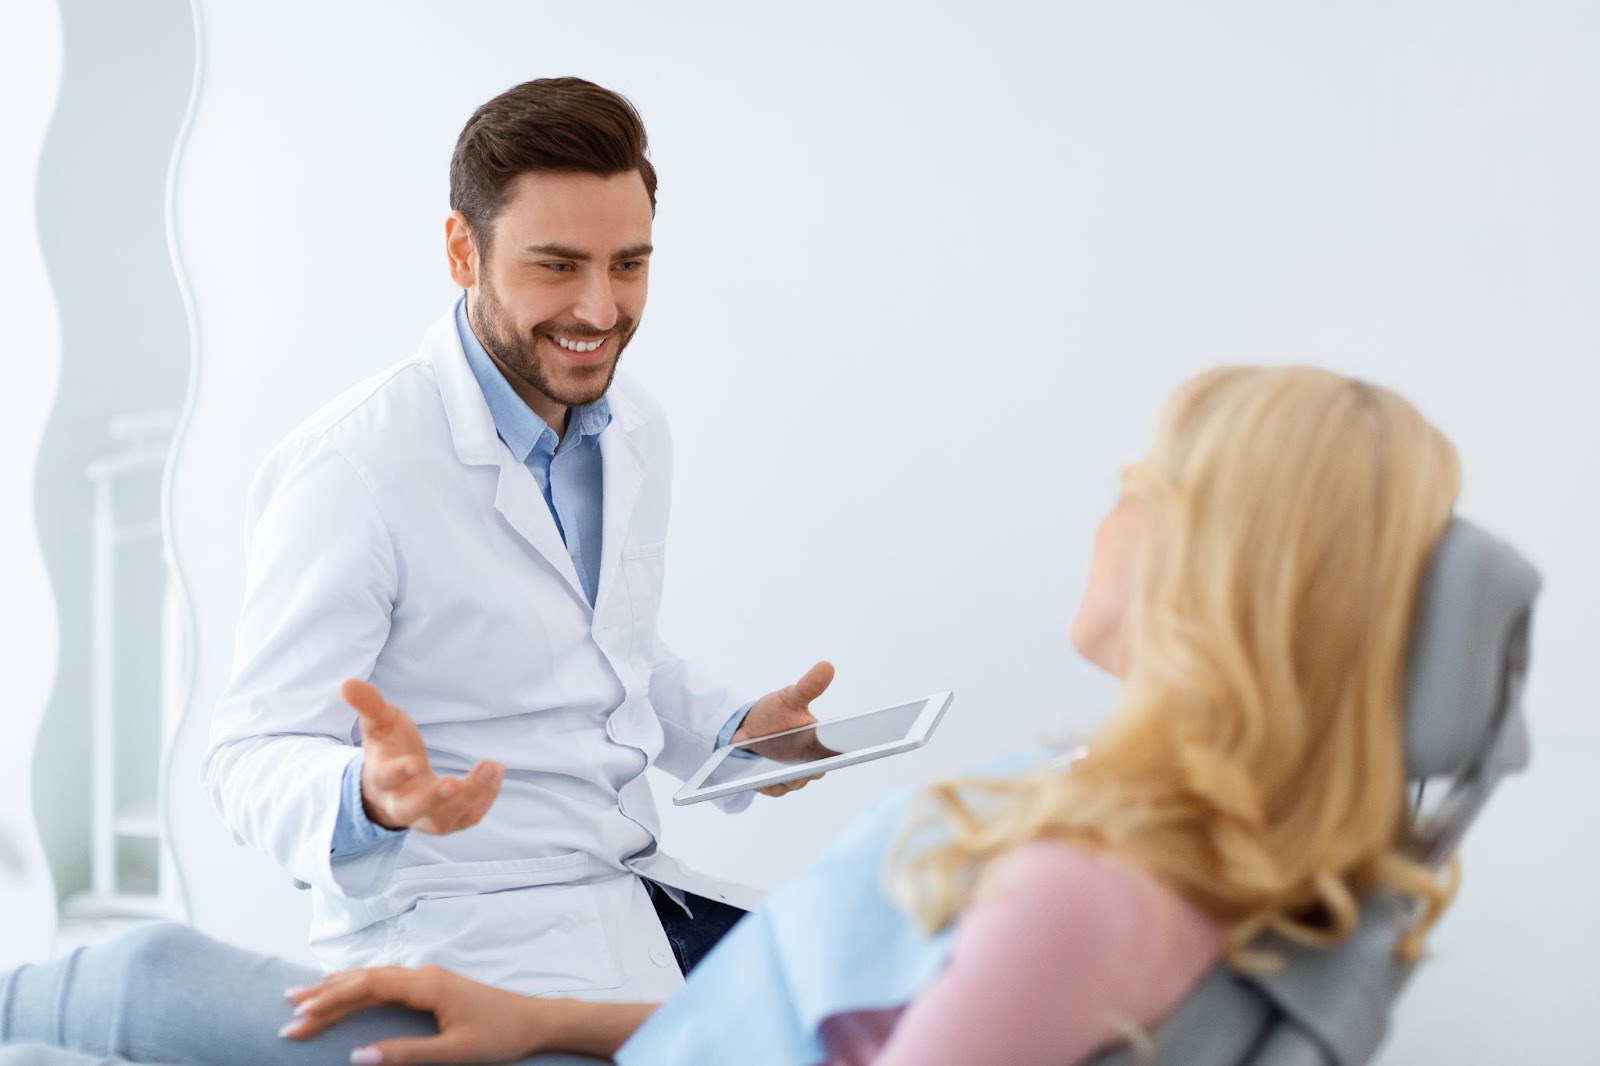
[469,272,637,409]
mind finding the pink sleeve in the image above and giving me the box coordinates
[867,842,1221,1066]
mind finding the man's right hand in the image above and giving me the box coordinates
[341,679,505,835]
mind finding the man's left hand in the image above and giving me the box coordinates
[732,661,835,797]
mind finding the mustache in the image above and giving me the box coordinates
[534,320,634,341]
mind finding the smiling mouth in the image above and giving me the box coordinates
[550,334,608,354]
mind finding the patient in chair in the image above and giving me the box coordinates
[0,365,1463,1066]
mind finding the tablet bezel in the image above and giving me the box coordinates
[672,691,954,806]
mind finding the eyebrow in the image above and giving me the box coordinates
[520,243,654,262]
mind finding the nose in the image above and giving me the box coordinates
[570,271,619,333]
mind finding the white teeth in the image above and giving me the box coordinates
[554,336,603,353]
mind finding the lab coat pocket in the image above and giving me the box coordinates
[389,851,589,890]
[621,541,667,660]
[371,851,587,922]
[383,854,623,995]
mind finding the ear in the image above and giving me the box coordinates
[444,210,479,289]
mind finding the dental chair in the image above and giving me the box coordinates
[1081,516,1539,1066]
[531,517,1537,1066]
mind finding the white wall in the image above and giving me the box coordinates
[165,1,1600,1059]
[0,0,63,965]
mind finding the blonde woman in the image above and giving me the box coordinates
[0,365,1460,1066]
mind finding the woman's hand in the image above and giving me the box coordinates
[281,964,549,1064]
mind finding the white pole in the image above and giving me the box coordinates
[89,473,117,901]
[157,565,180,913]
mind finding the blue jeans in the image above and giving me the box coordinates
[643,881,749,976]
[0,923,609,1065]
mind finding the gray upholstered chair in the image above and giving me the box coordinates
[1083,517,1538,1066]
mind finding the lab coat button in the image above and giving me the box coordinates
[650,944,673,967]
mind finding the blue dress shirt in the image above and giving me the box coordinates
[456,297,611,606]
[330,297,751,864]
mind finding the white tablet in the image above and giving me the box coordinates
[673,692,954,805]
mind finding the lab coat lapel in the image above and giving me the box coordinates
[596,423,646,614]
[423,306,588,606]
[492,457,587,604]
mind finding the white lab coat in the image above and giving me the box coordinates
[202,306,762,1002]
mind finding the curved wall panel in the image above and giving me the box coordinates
[0,0,65,967]
[29,0,196,929]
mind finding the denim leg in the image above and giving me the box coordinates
[644,884,749,975]
[0,922,434,1065]
[0,1048,129,1065]
[0,923,608,1066]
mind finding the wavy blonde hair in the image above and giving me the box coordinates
[894,366,1461,964]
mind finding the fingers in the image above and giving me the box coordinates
[344,679,427,762]
[341,679,395,732]
[788,660,835,706]
[756,773,822,797]
[365,752,502,833]
[435,761,504,833]
[803,736,843,761]
[280,975,361,1040]
[361,1033,473,1066]
[386,775,468,829]
[282,966,435,1040]
[409,762,504,835]
[367,754,426,791]
[376,772,453,827]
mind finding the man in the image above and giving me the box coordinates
[202,77,830,1003]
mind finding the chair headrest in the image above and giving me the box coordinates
[1403,517,1539,780]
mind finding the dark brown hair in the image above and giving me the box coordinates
[449,76,657,253]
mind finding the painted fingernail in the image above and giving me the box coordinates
[278,1022,298,1038]
[293,1000,312,1017]
[283,986,308,998]
[351,1048,383,1065]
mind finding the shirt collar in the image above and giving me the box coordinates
[454,295,611,463]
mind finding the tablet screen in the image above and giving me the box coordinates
[699,699,928,790]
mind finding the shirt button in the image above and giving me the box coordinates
[650,945,673,967]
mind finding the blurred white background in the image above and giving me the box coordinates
[5,2,1598,1061]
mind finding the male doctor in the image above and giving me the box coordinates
[202,77,831,1003]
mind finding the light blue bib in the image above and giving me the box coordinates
[618,750,1048,1065]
